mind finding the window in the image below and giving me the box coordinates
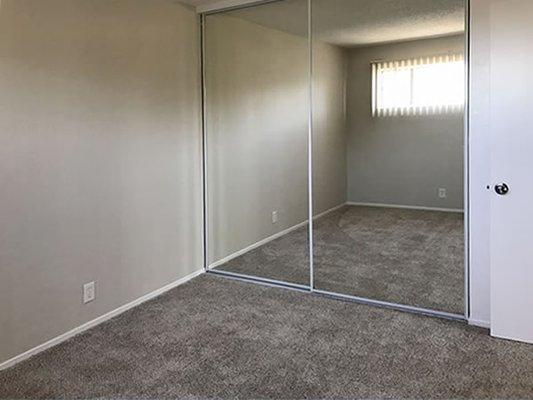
[371,54,465,117]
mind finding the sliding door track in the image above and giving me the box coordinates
[314,289,466,322]
[207,269,311,292]
[207,270,467,323]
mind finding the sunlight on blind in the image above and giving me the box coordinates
[372,54,465,117]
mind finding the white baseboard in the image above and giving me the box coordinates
[209,203,346,269]
[196,0,257,13]
[468,318,490,329]
[313,203,346,220]
[209,221,309,269]
[346,201,463,213]
[0,268,204,371]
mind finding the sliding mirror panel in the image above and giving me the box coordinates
[204,0,311,287]
[311,0,466,314]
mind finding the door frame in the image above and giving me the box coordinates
[200,0,471,323]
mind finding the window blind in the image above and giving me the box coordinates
[371,54,465,117]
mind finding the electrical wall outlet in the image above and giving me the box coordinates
[438,188,447,199]
[83,281,96,304]
[272,210,278,224]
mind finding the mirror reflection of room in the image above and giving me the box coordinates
[204,0,311,286]
[312,0,466,314]
[204,0,466,315]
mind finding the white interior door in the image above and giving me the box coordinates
[489,0,533,343]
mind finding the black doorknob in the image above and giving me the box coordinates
[495,183,509,195]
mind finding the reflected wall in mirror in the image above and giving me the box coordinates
[311,0,466,314]
[204,0,311,286]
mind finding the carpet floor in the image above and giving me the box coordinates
[0,274,532,399]
[216,205,464,314]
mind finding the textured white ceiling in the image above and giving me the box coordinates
[315,0,465,46]
[200,0,465,47]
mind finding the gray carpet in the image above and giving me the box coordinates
[1,274,532,399]
[216,205,464,314]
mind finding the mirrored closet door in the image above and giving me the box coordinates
[310,0,467,315]
[204,0,311,287]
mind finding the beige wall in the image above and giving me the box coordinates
[346,35,465,210]
[205,14,309,264]
[205,14,347,263]
[313,41,348,214]
[0,0,203,363]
